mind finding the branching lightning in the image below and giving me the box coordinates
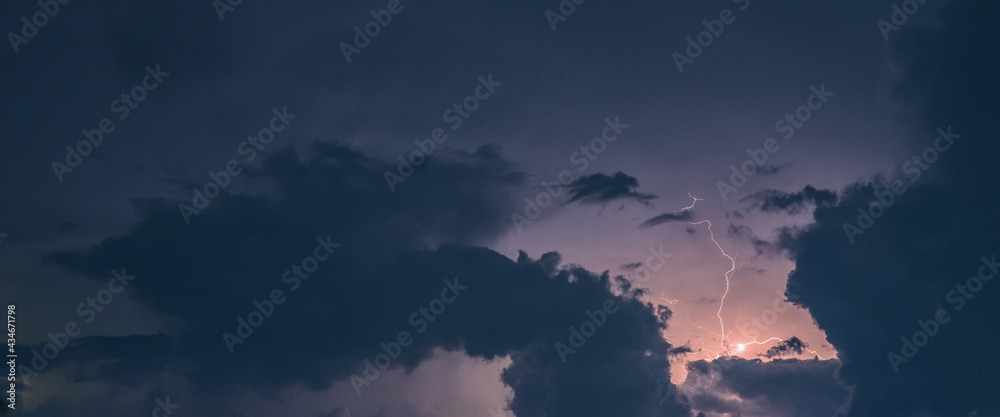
[672,194,741,355]
[688,217,736,355]
[660,292,678,305]
[661,193,825,360]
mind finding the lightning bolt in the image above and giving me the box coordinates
[680,193,702,212]
[690,218,739,355]
[665,194,826,359]
[804,347,827,359]
[660,292,678,305]
[674,194,740,355]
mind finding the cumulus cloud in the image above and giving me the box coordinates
[682,357,850,417]
[34,142,691,417]
[776,2,1000,416]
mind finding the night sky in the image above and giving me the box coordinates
[1,0,998,416]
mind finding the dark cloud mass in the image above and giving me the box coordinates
[682,357,850,417]
[639,209,695,228]
[36,143,691,417]
[759,337,807,359]
[778,2,1000,416]
[565,172,657,207]
[740,185,838,216]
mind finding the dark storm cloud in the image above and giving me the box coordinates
[40,142,691,417]
[0,0,688,244]
[565,172,657,207]
[727,224,779,257]
[759,337,807,359]
[777,2,1000,416]
[500,260,692,417]
[683,357,850,417]
[639,212,694,228]
[739,185,838,216]
[10,335,186,417]
[639,211,695,228]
